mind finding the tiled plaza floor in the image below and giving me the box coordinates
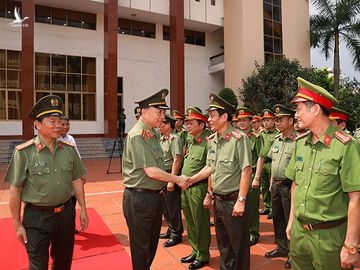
[0,158,288,270]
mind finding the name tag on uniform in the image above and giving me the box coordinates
[296,156,303,161]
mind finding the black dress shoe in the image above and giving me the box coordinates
[163,238,182,247]
[285,257,291,269]
[259,208,270,215]
[266,212,273,219]
[181,254,196,263]
[188,259,209,270]
[250,236,259,246]
[159,231,170,239]
[264,248,288,258]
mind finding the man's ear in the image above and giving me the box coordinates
[34,120,41,130]
[312,104,321,117]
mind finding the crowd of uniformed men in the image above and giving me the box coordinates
[123,77,360,270]
[4,76,360,270]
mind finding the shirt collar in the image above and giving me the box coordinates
[280,129,297,141]
[305,124,335,148]
[34,135,59,152]
[214,124,234,143]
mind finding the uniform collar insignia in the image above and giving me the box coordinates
[323,134,332,147]
[142,129,147,140]
[289,134,295,140]
[224,133,230,141]
[247,133,251,139]
[57,141,64,149]
[36,142,43,152]
[197,137,202,144]
[147,131,153,139]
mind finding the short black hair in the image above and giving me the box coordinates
[217,109,232,122]
[304,101,331,117]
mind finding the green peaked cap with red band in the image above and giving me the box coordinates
[292,77,338,110]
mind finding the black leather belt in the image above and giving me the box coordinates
[25,198,73,213]
[214,191,238,201]
[273,178,292,186]
[299,217,347,231]
[126,187,161,194]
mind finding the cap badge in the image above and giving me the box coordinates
[275,107,280,113]
[264,110,269,114]
[239,109,244,114]
[51,98,59,107]
[161,92,166,99]
[210,96,214,103]
[136,108,141,113]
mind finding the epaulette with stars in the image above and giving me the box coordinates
[15,139,35,151]
[295,131,310,141]
[334,130,352,144]
[231,130,243,140]
[251,131,259,138]
[141,129,153,140]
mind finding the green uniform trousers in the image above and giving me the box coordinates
[260,162,272,211]
[290,218,349,270]
[181,181,210,261]
[247,186,260,240]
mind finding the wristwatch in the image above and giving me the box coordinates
[343,243,357,255]
[237,196,246,202]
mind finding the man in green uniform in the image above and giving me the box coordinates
[122,89,188,270]
[172,109,188,145]
[265,104,296,269]
[158,114,184,247]
[253,109,277,219]
[5,95,88,270]
[236,107,262,246]
[188,94,253,270]
[180,107,211,270]
[285,77,360,270]
[329,107,350,133]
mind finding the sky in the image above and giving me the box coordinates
[309,3,360,80]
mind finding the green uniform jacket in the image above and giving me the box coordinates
[122,119,165,190]
[246,130,261,168]
[160,133,183,171]
[259,129,278,159]
[181,130,209,177]
[268,130,297,179]
[4,136,86,206]
[207,125,252,195]
[285,125,360,223]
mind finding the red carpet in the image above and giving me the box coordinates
[0,208,132,270]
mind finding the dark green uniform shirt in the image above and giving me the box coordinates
[268,130,297,180]
[285,125,360,223]
[207,125,252,195]
[246,130,261,168]
[259,129,278,160]
[122,119,165,190]
[181,130,208,177]
[4,136,86,206]
[159,133,183,171]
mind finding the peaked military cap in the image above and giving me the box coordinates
[292,77,338,110]
[135,89,169,109]
[134,106,141,117]
[232,114,238,122]
[27,94,63,120]
[329,107,350,122]
[273,104,295,117]
[237,107,255,119]
[185,107,207,123]
[171,110,185,120]
[262,109,275,119]
[207,93,236,115]
[252,115,262,122]
[164,114,177,126]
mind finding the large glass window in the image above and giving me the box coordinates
[35,53,96,121]
[33,3,97,30]
[118,18,156,39]
[163,26,206,47]
[0,49,21,120]
[263,0,283,61]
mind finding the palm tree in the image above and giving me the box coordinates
[310,0,360,95]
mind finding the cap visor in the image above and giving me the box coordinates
[291,96,308,103]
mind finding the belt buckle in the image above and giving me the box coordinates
[302,223,313,231]
[54,206,64,213]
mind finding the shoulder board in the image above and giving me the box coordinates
[275,133,282,139]
[231,130,243,140]
[295,131,310,141]
[206,133,216,141]
[334,130,352,144]
[15,139,35,150]
[251,131,259,138]
[58,139,75,147]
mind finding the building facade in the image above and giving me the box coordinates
[0,0,310,138]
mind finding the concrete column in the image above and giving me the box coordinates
[21,0,35,139]
[104,0,118,138]
[170,0,185,114]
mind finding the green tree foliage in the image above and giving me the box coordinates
[310,0,360,94]
[219,87,238,108]
[238,58,360,131]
